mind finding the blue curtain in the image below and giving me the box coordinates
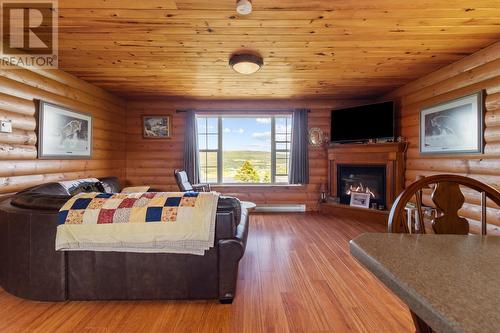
[289,109,309,184]
[183,110,200,184]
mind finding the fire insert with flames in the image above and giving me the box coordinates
[337,165,386,208]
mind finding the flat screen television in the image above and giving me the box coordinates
[331,101,395,143]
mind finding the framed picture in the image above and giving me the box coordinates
[142,115,172,139]
[38,101,92,159]
[420,91,484,155]
[350,192,371,209]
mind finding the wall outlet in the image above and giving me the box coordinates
[0,120,12,133]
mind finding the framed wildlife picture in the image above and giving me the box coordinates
[142,115,172,139]
[38,101,92,159]
[420,91,484,155]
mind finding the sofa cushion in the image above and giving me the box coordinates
[100,177,121,193]
[11,177,121,211]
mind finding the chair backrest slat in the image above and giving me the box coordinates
[388,175,500,235]
[430,182,469,235]
[415,190,426,234]
[481,191,488,236]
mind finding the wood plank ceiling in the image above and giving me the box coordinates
[57,0,500,99]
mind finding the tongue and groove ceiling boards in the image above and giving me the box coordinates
[58,0,500,99]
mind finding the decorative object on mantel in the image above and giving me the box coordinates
[308,127,328,147]
[229,53,263,74]
[37,100,92,159]
[350,192,371,209]
[142,115,172,139]
[236,0,252,15]
[420,91,484,155]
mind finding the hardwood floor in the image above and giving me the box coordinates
[0,213,413,333]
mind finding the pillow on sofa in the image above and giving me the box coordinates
[69,181,106,196]
[121,186,151,193]
[59,178,100,195]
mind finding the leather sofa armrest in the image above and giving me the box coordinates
[236,207,249,246]
[217,204,249,304]
[215,198,248,243]
[218,238,244,304]
[11,193,70,211]
[215,211,235,240]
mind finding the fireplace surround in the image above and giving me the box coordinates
[321,142,407,224]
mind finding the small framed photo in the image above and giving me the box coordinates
[38,101,92,159]
[142,115,172,139]
[350,192,371,209]
[420,91,484,155]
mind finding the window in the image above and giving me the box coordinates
[197,117,220,183]
[196,115,292,184]
[273,117,292,183]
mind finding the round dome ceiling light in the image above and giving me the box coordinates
[229,53,263,75]
[236,0,252,15]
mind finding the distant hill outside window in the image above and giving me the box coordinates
[196,115,292,184]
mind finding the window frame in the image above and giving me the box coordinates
[197,117,222,184]
[272,116,292,184]
[196,114,292,185]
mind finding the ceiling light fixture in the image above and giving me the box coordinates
[236,0,252,15]
[229,53,263,74]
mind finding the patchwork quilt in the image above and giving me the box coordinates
[55,191,220,255]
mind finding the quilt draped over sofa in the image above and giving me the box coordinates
[56,191,220,255]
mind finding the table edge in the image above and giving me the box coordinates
[349,236,463,333]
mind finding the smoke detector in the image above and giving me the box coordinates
[236,0,252,15]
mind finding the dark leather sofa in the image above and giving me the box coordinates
[0,177,249,303]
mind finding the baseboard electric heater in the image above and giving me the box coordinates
[254,204,306,213]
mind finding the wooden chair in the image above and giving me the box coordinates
[388,174,500,333]
[389,174,500,235]
[174,170,211,192]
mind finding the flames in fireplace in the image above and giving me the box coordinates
[343,174,377,198]
[345,183,376,198]
[338,167,386,206]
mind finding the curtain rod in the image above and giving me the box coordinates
[176,109,310,113]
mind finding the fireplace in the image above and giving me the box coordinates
[322,143,406,223]
[327,142,407,209]
[337,165,386,208]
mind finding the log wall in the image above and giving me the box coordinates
[124,99,367,211]
[0,66,126,197]
[384,41,500,229]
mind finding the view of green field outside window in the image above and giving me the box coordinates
[197,116,291,184]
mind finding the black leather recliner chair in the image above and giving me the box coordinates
[174,169,211,192]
